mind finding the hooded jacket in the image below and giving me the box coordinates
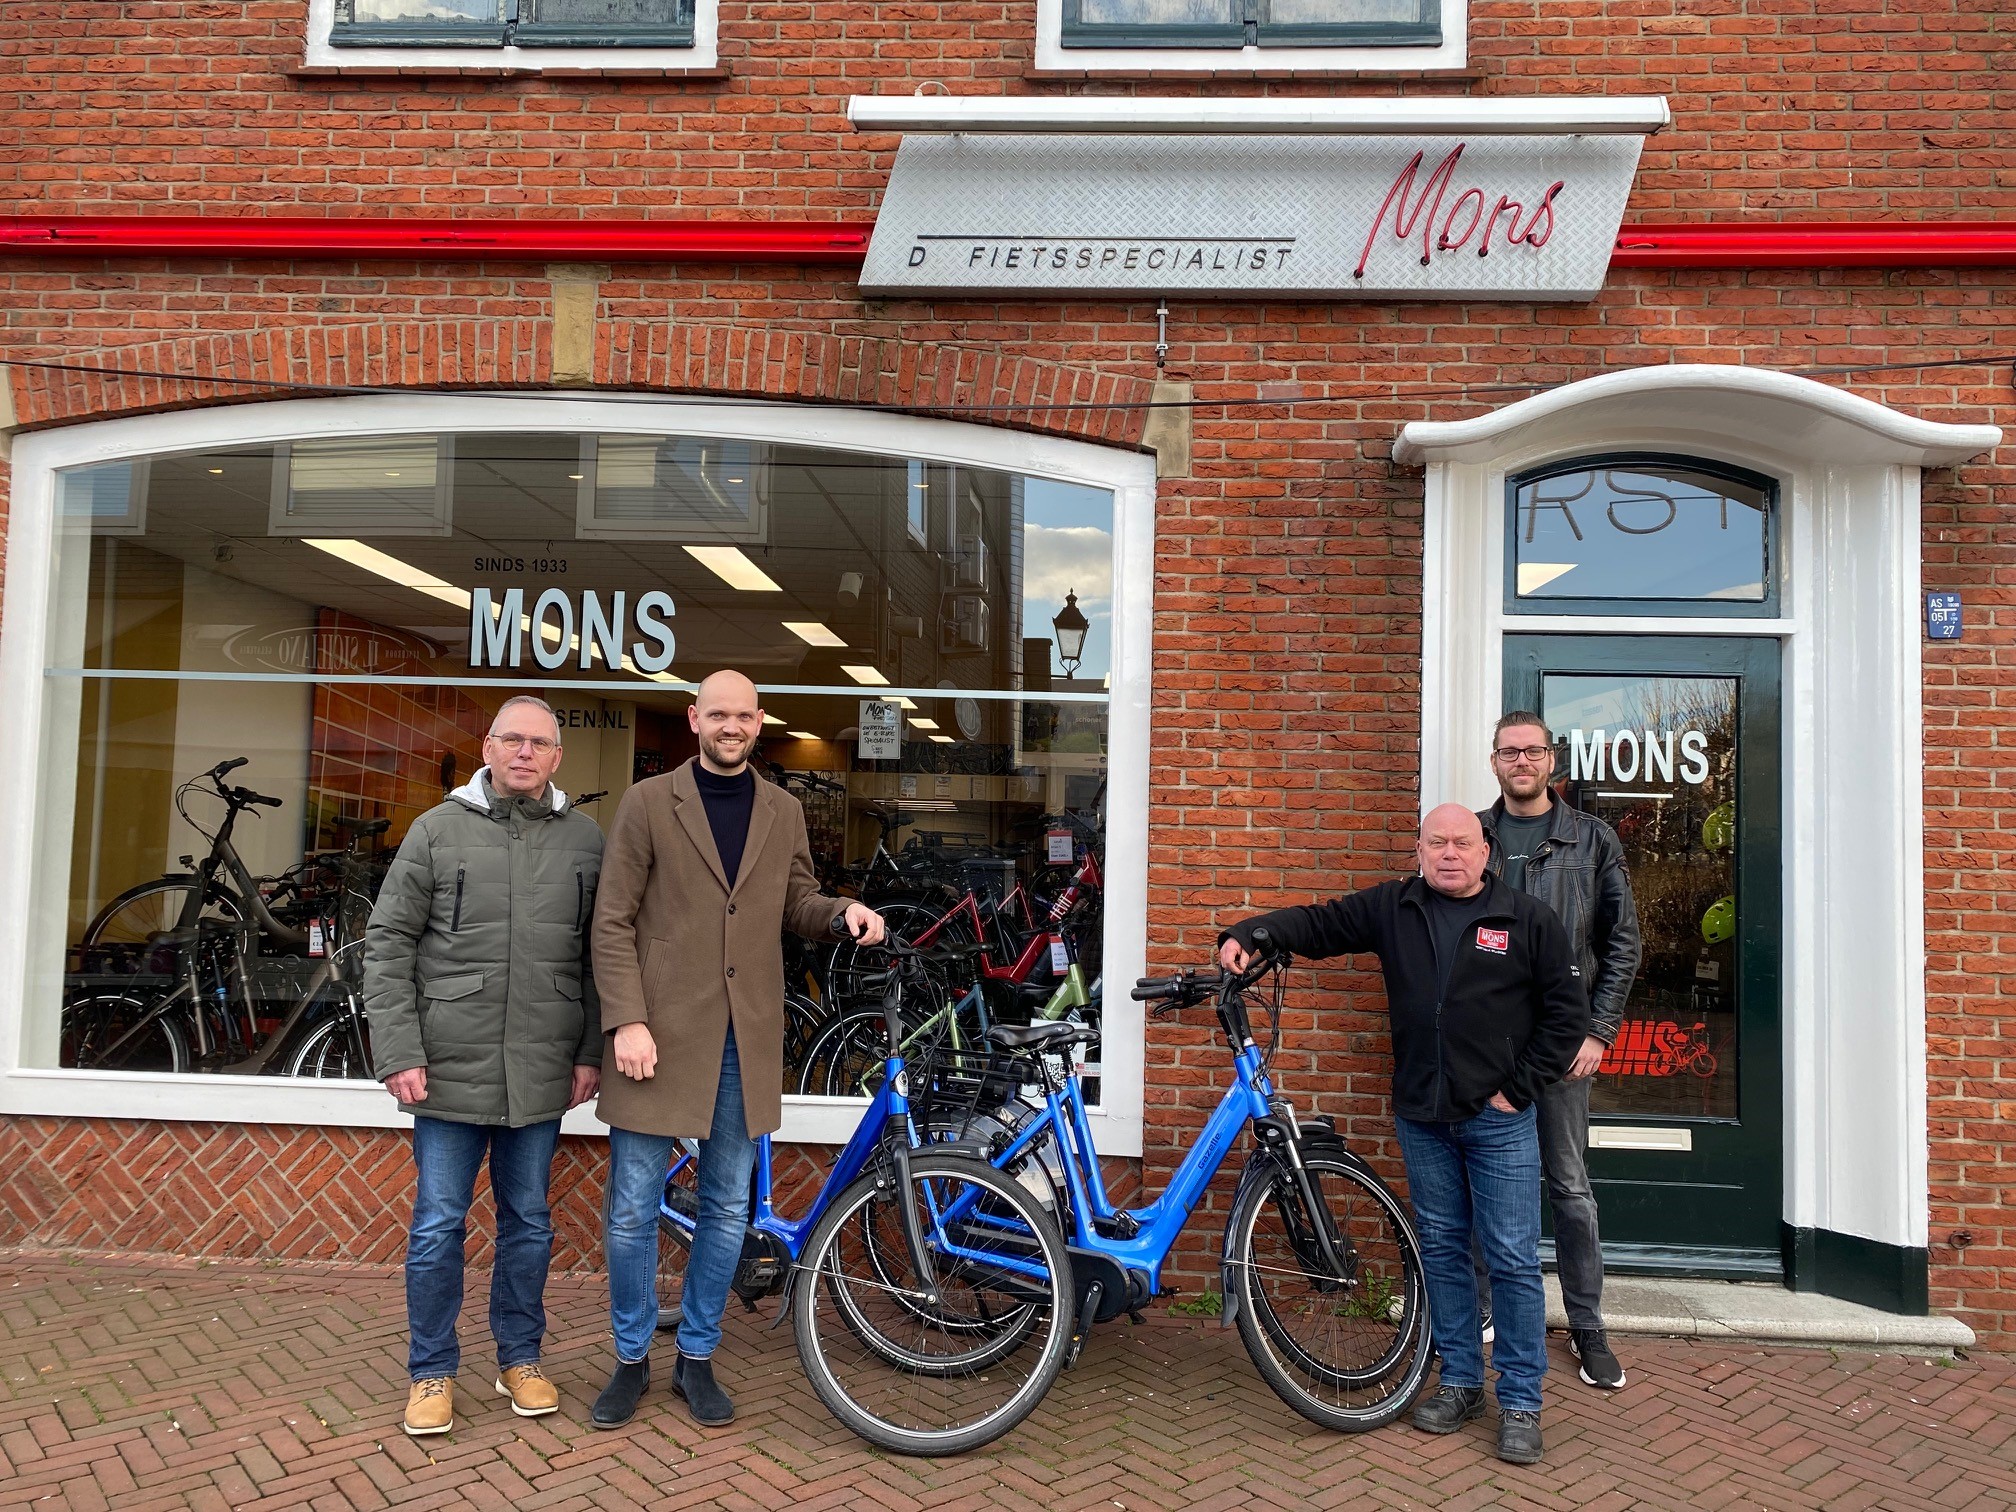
[1222,872,1588,1121]
[364,771,604,1127]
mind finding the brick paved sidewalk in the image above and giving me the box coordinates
[1,1251,2010,1512]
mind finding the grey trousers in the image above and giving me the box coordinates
[1474,1075,1605,1331]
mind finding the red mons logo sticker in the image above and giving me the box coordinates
[1475,927,1510,954]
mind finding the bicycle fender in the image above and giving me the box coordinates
[1217,1121,1368,1332]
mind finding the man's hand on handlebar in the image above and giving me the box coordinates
[1217,937,1252,973]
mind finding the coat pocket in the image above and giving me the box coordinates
[422,971,485,1003]
[553,969,583,1001]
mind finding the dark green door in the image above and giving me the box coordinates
[1504,635,1782,1276]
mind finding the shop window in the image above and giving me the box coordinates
[1506,454,1780,618]
[330,0,695,47]
[36,431,1114,1104]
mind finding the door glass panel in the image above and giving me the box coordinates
[1541,673,1740,1119]
[1513,462,1770,604]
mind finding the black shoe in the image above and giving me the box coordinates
[1410,1384,1486,1435]
[673,1353,735,1426]
[1498,1407,1544,1464]
[1570,1327,1627,1389]
[590,1359,650,1430]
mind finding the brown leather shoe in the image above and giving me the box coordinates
[404,1377,455,1436]
[494,1362,560,1417]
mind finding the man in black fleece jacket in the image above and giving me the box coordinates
[1219,804,1586,1464]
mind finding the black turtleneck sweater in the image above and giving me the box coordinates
[693,762,757,887]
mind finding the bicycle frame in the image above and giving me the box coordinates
[661,1043,1053,1290]
[991,1042,1273,1296]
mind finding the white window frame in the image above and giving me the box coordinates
[1399,364,1999,1266]
[1033,0,1465,73]
[0,394,1157,1155]
[303,0,719,71]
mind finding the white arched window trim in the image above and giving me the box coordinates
[1397,364,1999,1267]
[0,395,1159,1154]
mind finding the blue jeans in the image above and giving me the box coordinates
[604,1029,759,1363]
[405,1115,562,1381]
[1396,1104,1548,1412]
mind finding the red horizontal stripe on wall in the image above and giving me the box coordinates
[4,215,2013,269]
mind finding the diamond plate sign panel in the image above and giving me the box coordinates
[861,133,1645,301]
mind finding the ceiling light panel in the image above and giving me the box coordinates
[685,545,782,592]
[783,621,848,648]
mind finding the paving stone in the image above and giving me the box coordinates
[0,1252,2008,1512]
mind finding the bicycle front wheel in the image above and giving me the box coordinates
[796,1010,887,1097]
[61,990,190,1073]
[284,1003,372,1079]
[1228,1151,1433,1433]
[792,1150,1073,1456]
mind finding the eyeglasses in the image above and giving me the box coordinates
[1492,745,1553,764]
[489,733,559,753]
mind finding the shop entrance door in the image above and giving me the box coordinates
[1503,635,1782,1275]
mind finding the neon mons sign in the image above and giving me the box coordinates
[1354,143,1564,278]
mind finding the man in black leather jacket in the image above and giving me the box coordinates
[1477,711,1643,1391]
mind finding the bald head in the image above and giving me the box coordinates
[689,669,763,775]
[1418,803,1489,899]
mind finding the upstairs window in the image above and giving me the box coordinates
[1506,454,1780,618]
[331,0,695,48]
[1061,0,1438,48]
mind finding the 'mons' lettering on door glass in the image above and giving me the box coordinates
[1542,673,1741,1120]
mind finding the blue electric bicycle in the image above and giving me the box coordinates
[929,929,1433,1434]
[656,939,1075,1456]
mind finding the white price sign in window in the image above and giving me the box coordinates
[858,700,901,761]
[1046,829,1074,864]
[1049,939,1071,974]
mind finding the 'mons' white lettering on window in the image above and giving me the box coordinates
[1566,728,1716,786]
[470,588,524,668]
[468,587,677,672]
[1678,730,1710,784]
[1570,728,1607,782]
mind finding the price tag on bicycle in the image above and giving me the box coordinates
[1045,829,1073,864]
[1048,938,1070,974]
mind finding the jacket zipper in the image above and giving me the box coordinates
[574,868,585,929]
[452,864,466,932]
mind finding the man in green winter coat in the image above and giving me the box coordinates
[365,695,604,1437]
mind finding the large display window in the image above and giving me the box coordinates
[4,399,1153,1148]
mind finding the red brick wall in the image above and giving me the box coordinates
[1,0,2012,1345]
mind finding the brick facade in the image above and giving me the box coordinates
[1,0,2011,1346]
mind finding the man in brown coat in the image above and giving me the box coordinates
[589,670,884,1429]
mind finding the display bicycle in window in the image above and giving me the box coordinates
[332,0,695,48]
[40,428,1115,1097]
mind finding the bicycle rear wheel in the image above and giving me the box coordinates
[1228,1151,1432,1433]
[83,878,243,947]
[792,1150,1073,1456]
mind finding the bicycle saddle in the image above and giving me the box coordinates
[983,1021,1089,1052]
[335,816,391,837]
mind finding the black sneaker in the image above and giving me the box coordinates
[591,1358,650,1430]
[1570,1327,1627,1389]
[673,1353,735,1426]
[1498,1407,1544,1464]
[1410,1384,1486,1434]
